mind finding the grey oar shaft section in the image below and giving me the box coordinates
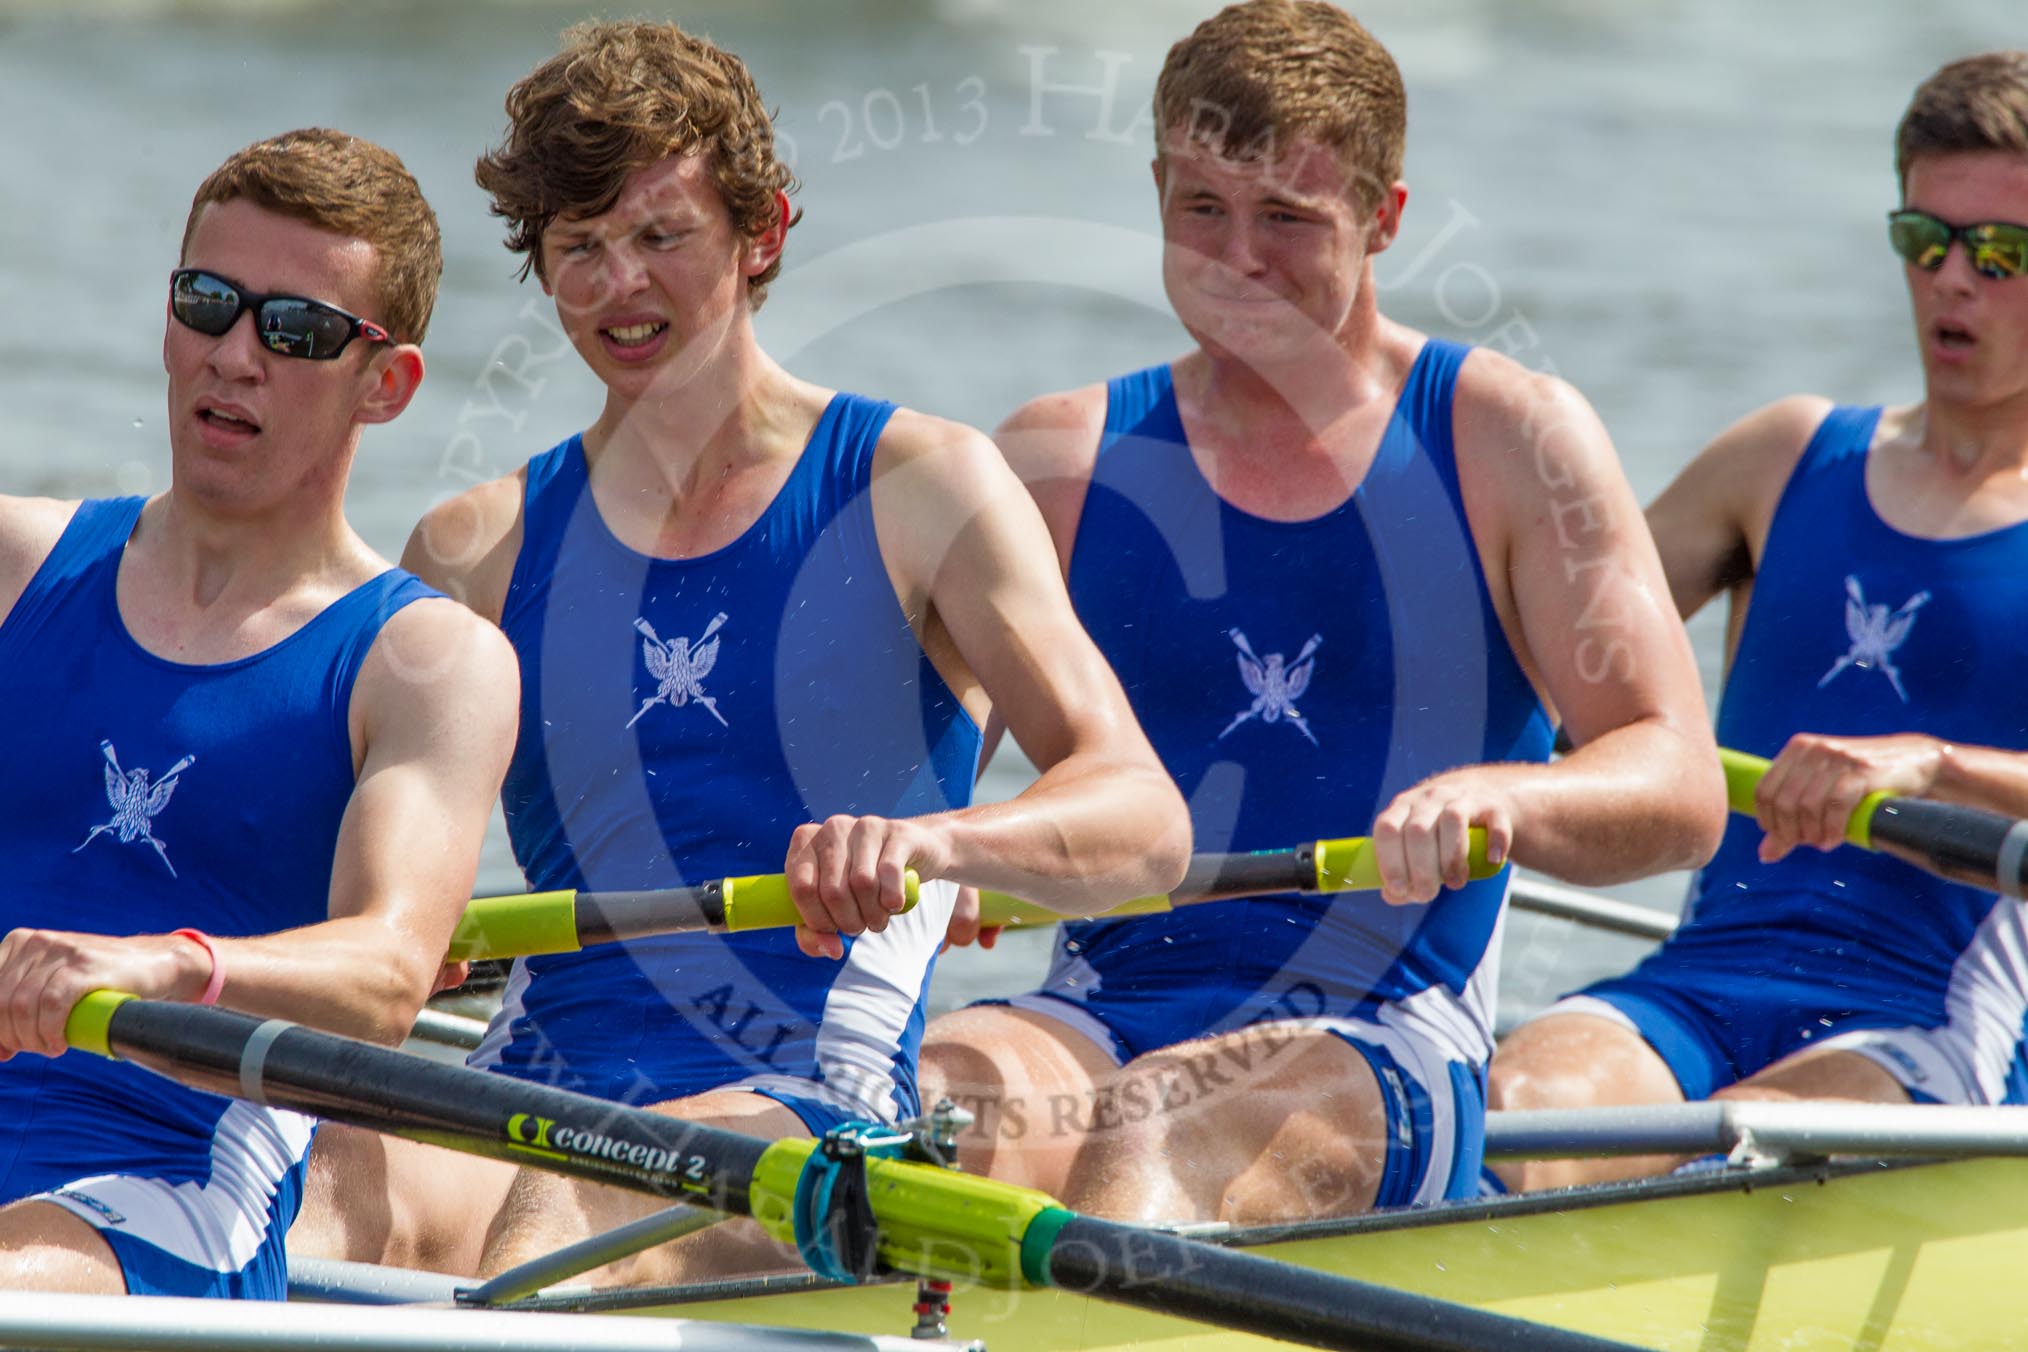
[0,1292,965,1351]
[462,1203,722,1306]
[1047,1216,1647,1352]
[1487,1102,2028,1160]
[1507,878,1676,942]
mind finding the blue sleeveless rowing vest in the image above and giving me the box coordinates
[474,394,981,1122]
[0,496,433,1280]
[1041,342,1553,1060]
[1678,406,2028,1061]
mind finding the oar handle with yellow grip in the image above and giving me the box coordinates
[1719,746,2028,897]
[978,829,1498,928]
[448,869,921,962]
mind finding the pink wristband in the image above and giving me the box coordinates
[170,928,224,1006]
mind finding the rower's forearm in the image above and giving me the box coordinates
[206,915,446,1045]
[1508,720,1727,885]
[939,757,1190,911]
[1931,742,2028,819]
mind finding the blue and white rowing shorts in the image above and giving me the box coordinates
[30,1102,315,1299]
[1543,942,2028,1106]
[733,1074,886,1137]
[995,991,1488,1208]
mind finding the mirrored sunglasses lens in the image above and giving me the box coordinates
[258,301,352,359]
[1887,213,1950,269]
[1968,226,2028,280]
[171,272,242,335]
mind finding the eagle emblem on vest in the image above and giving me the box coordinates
[1219,629,1322,746]
[628,612,730,729]
[1818,575,1928,703]
[74,740,194,877]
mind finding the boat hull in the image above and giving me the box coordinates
[526,1156,2028,1349]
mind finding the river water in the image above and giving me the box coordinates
[1,0,2013,1023]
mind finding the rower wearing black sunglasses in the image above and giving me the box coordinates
[168,267,392,361]
[1492,50,2028,1190]
[0,130,516,1297]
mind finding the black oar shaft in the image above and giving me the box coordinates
[1045,1216,1645,1352]
[572,884,725,945]
[1867,798,2028,898]
[1171,844,1316,903]
[98,1000,767,1214]
[89,1000,1644,1352]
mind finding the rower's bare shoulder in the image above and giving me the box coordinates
[1448,349,1621,500]
[0,496,82,620]
[868,408,1009,515]
[992,385,1108,556]
[992,385,1109,488]
[1650,394,1829,568]
[352,594,519,762]
[1675,395,1831,505]
[400,469,527,624]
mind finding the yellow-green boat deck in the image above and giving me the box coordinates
[531,1155,2028,1349]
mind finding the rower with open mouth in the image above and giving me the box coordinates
[0,130,517,1298]
[915,0,1727,1228]
[288,19,1190,1287]
[1490,49,2028,1189]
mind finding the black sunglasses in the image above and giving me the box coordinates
[169,268,392,360]
[1886,209,2028,281]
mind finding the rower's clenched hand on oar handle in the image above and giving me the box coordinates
[448,831,1501,961]
[1722,747,2028,897]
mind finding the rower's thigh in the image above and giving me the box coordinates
[918,1003,1118,1194]
[1487,1012,1685,1192]
[0,1200,125,1293]
[1065,1025,1389,1225]
[1723,1045,1912,1105]
[293,1125,514,1276]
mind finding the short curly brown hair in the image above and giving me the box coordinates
[1896,51,2028,190]
[476,20,800,307]
[1154,0,1405,213]
[182,127,443,345]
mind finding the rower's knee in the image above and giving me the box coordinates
[479,1168,581,1277]
[1488,1014,1673,1113]
[919,1007,1107,1190]
[292,1123,393,1264]
[296,1128,508,1276]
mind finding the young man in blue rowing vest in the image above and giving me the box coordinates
[294,20,1188,1282]
[1489,52,2028,1190]
[0,129,517,1297]
[915,0,1726,1224]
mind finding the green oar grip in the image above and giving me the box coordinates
[446,889,580,962]
[720,869,920,932]
[64,990,135,1058]
[1313,828,1495,892]
[1717,748,1890,850]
